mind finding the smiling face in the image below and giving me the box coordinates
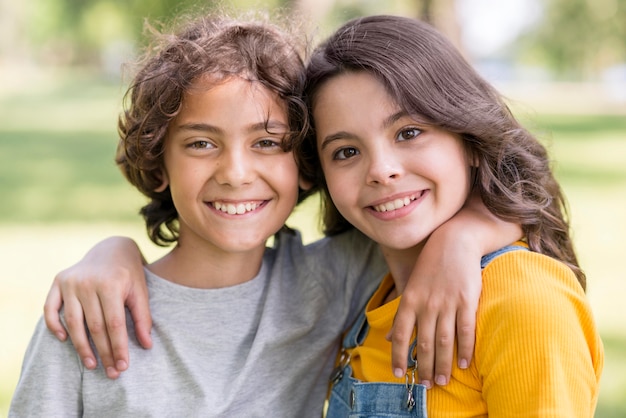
[313,71,473,255]
[160,76,299,256]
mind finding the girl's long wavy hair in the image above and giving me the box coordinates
[295,15,586,289]
[116,12,309,246]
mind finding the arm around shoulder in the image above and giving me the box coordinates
[43,236,152,379]
[390,192,522,385]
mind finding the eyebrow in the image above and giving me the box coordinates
[175,120,289,135]
[383,110,408,129]
[320,131,356,150]
[319,110,408,150]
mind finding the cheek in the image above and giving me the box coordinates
[442,156,473,205]
[317,150,360,211]
[323,166,353,211]
[273,155,300,195]
[319,158,337,193]
[168,159,207,195]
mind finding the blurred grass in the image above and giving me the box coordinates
[1,74,625,416]
[0,73,144,223]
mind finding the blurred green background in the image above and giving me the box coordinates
[1,0,625,416]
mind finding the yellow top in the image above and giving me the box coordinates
[347,246,604,417]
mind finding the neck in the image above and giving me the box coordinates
[148,239,266,289]
[379,243,424,295]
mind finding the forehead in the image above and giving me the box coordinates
[191,74,284,103]
[178,75,289,123]
[315,71,398,108]
[312,72,400,128]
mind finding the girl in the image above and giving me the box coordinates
[14,12,519,417]
[297,15,604,417]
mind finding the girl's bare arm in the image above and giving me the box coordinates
[390,193,522,387]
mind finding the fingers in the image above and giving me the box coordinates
[414,311,437,388]
[61,294,98,371]
[390,288,463,389]
[42,236,150,380]
[65,280,126,379]
[393,309,456,389]
[43,281,68,341]
[84,291,124,379]
[389,298,414,378]
[455,303,477,370]
[97,286,131,374]
[83,301,120,378]
[432,312,455,386]
[126,284,153,350]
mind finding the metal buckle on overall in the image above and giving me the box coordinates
[405,344,418,411]
[330,349,352,385]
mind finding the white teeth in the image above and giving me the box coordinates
[373,194,417,213]
[212,201,259,215]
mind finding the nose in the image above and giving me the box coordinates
[214,147,255,187]
[365,149,403,186]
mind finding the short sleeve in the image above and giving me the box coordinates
[475,251,603,417]
[9,316,84,417]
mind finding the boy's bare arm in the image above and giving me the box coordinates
[44,236,152,379]
[389,192,522,387]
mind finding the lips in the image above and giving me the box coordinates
[211,201,263,215]
[371,191,424,213]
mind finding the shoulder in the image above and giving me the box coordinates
[270,228,384,303]
[480,249,585,304]
[475,249,603,412]
[10,317,83,415]
[271,227,380,267]
[16,315,83,381]
[477,249,598,355]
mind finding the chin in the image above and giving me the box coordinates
[378,234,428,252]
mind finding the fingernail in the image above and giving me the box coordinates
[83,357,96,369]
[116,360,128,371]
[106,367,119,379]
[393,368,404,378]
[459,358,468,369]
[420,380,432,389]
[435,375,447,386]
[56,332,66,341]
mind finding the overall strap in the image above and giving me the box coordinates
[341,310,369,350]
[341,305,417,368]
[481,244,528,269]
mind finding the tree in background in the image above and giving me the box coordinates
[2,0,463,70]
[4,0,624,80]
[520,0,626,79]
[287,0,464,53]
[17,0,209,67]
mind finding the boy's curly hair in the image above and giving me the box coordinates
[116,12,308,246]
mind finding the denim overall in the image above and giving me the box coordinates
[326,244,527,418]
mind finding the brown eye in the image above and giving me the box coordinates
[333,147,359,160]
[397,128,421,141]
[188,140,212,149]
[255,139,280,148]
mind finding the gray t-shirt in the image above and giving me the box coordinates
[10,229,385,417]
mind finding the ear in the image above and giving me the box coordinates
[154,170,169,193]
[298,175,313,191]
